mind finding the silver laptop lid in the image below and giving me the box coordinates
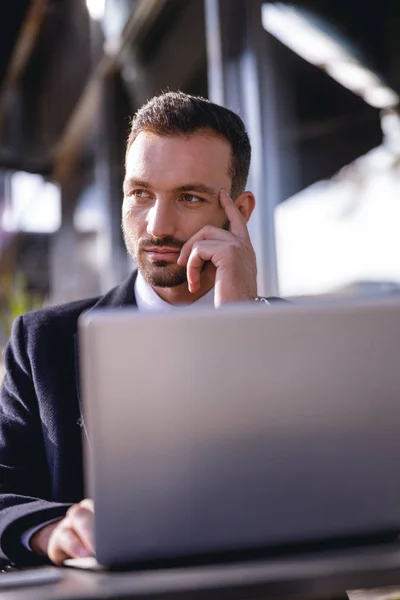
[79,299,400,568]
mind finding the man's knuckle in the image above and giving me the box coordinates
[58,524,72,540]
[68,506,87,524]
[66,502,82,518]
[80,498,94,511]
[72,505,85,519]
[226,243,238,257]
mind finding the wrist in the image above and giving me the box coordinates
[30,520,62,556]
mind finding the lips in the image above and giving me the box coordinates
[144,248,180,261]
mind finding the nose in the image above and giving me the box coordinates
[146,199,177,239]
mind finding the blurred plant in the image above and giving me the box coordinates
[0,273,43,340]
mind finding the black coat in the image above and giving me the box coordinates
[0,271,138,566]
[0,270,284,566]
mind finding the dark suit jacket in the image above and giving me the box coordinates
[0,270,284,566]
[0,271,139,566]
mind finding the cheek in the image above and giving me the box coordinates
[122,198,139,218]
[199,205,227,228]
[181,206,226,235]
[122,202,147,233]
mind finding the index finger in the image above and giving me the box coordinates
[67,503,95,553]
[219,189,250,240]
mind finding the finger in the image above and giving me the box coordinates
[48,524,91,565]
[178,226,233,266]
[219,189,250,240]
[66,504,95,553]
[186,241,224,293]
[79,498,94,513]
[59,526,92,559]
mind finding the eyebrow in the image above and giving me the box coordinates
[123,178,218,197]
[172,183,218,196]
[123,178,149,195]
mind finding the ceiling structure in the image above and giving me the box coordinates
[0,2,31,88]
[0,0,398,300]
[0,0,399,187]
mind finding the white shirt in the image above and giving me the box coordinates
[134,270,215,311]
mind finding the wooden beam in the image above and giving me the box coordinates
[52,66,108,183]
[53,0,167,183]
[0,0,46,139]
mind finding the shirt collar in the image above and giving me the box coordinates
[135,270,215,312]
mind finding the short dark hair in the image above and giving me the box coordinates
[127,91,251,198]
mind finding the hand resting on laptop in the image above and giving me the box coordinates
[30,499,94,565]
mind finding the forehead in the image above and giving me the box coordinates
[125,131,232,187]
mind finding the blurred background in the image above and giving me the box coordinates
[0,0,400,347]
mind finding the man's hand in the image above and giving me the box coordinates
[30,499,94,565]
[177,189,257,307]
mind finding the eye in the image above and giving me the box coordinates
[181,194,206,204]
[128,189,152,200]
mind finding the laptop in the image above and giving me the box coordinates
[78,298,400,570]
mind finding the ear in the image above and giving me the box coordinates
[234,191,255,223]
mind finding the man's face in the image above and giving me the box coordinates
[122,130,232,288]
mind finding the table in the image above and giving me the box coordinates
[2,543,400,600]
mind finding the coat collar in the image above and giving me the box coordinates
[74,270,139,444]
[87,270,138,312]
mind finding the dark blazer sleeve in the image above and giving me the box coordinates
[0,316,71,566]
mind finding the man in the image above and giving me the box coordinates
[0,92,278,567]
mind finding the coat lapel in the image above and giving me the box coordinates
[74,270,139,443]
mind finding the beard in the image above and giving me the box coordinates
[122,226,187,288]
[122,218,230,289]
[138,253,188,288]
